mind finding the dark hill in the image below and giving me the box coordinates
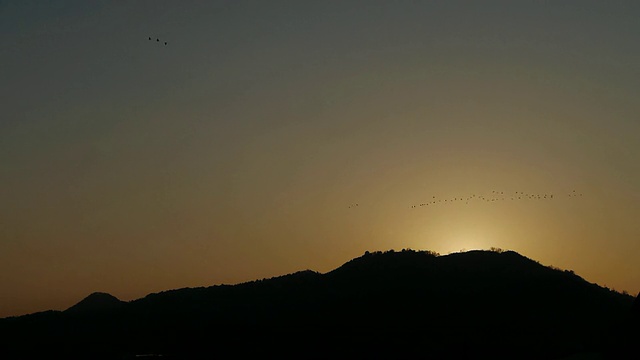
[0,249,636,359]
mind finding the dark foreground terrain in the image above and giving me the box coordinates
[1,249,638,359]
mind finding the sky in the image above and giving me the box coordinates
[1,0,639,317]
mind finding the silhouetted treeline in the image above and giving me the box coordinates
[0,249,636,359]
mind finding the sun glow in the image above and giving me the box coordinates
[437,234,492,255]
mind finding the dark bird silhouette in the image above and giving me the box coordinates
[148,37,151,40]
[157,38,160,42]
[164,42,168,45]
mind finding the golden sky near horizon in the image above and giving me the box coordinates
[1,1,639,317]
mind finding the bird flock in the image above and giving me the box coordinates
[149,36,168,45]
[408,190,582,209]
[348,190,584,209]
[140,34,584,213]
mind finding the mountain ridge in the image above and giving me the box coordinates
[1,249,636,359]
[1,249,631,320]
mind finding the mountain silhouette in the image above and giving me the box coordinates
[65,292,124,314]
[0,249,636,359]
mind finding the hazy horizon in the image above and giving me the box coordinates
[2,1,639,317]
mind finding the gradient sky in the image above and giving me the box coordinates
[1,0,639,317]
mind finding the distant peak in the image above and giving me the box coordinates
[65,292,123,313]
